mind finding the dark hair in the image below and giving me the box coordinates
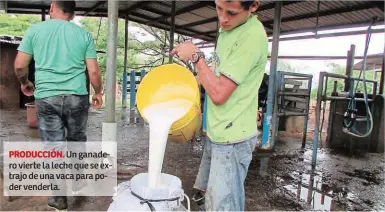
[53,1,76,15]
[240,0,257,10]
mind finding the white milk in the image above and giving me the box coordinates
[142,99,193,188]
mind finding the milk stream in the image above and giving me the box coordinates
[142,99,193,188]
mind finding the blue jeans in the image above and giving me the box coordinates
[193,136,258,211]
[35,94,89,142]
[35,94,89,195]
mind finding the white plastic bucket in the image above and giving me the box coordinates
[107,173,188,211]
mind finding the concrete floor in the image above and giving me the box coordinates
[0,108,384,211]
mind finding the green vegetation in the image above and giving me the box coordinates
[0,12,40,36]
[277,60,300,73]
[79,17,141,81]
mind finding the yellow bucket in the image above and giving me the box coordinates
[136,63,202,143]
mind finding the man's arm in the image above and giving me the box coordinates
[171,43,237,106]
[194,59,237,106]
[14,26,34,85]
[85,58,102,94]
[85,32,102,94]
[14,51,33,85]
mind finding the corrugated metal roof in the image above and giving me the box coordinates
[4,0,385,42]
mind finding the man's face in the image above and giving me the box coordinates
[215,0,258,31]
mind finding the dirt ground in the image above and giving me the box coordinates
[0,108,384,211]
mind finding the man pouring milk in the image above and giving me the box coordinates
[171,0,268,210]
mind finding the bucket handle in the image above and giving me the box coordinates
[131,191,181,211]
[184,193,191,212]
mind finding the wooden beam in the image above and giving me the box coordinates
[83,1,106,16]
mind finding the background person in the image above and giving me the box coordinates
[14,0,103,210]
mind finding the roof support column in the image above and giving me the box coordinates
[169,1,176,63]
[122,14,129,108]
[262,1,281,150]
[380,47,385,95]
[42,9,46,21]
[102,0,118,159]
[105,0,118,123]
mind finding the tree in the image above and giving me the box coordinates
[129,22,196,71]
[79,17,141,82]
[79,17,198,83]
[277,60,298,73]
[0,12,40,36]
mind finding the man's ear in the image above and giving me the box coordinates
[250,1,259,13]
[49,3,54,14]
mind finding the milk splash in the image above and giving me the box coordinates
[142,99,193,188]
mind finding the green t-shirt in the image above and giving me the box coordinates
[17,19,97,99]
[207,15,268,144]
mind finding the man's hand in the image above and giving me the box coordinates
[20,80,34,97]
[92,93,103,109]
[170,41,198,63]
[257,111,262,122]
